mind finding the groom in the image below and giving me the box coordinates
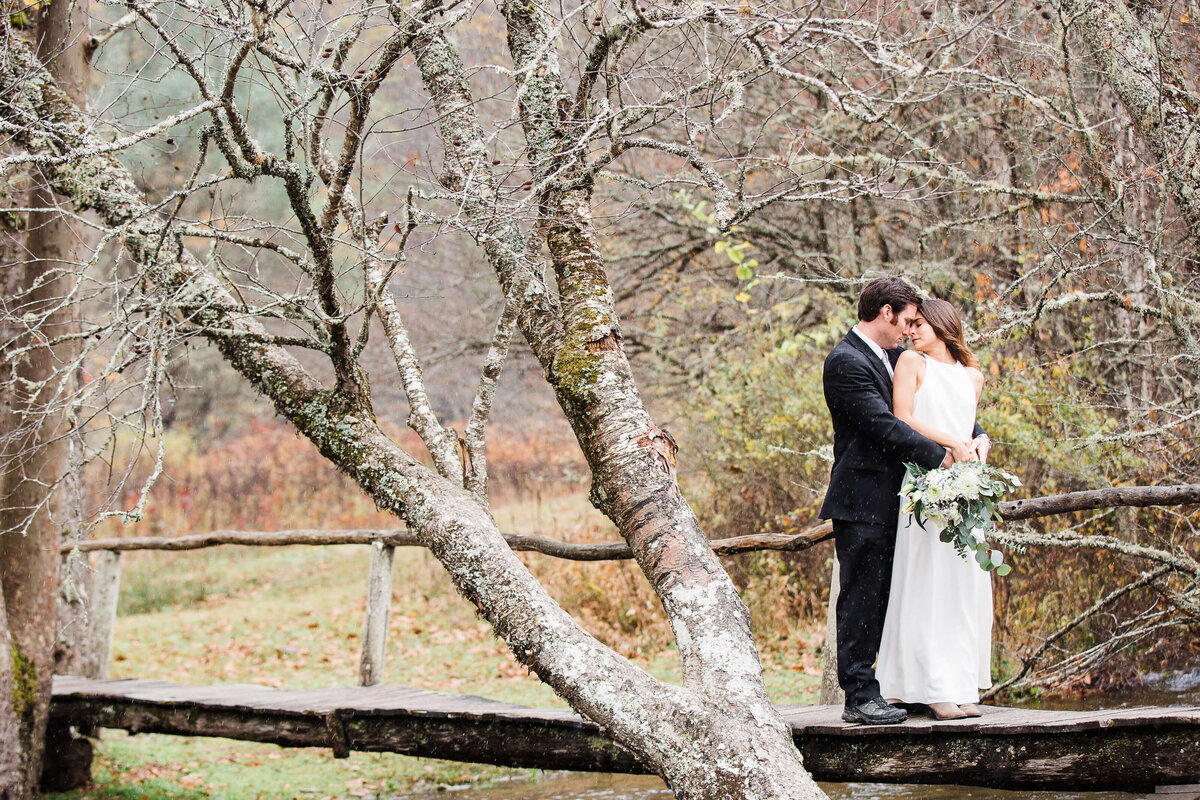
[821,277,988,724]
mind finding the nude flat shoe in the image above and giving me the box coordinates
[928,702,968,720]
[958,703,984,718]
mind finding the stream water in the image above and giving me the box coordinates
[401,671,1200,800]
[402,773,1142,800]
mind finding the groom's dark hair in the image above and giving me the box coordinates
[858,276,922,322]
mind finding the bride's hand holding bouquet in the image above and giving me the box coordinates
[901,460,1022,575]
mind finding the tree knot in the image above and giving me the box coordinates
[636,423,677,473]
[585,330,620,354]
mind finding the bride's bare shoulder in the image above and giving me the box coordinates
[965,365,985,392]
[894,349,926,383]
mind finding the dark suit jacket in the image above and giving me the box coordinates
[819,331,955,527]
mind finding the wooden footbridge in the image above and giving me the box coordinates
[51,498,1200,794]
[50,676,1200,792]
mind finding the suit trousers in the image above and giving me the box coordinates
[833,519,896,705]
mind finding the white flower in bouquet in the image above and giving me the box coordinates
[900,460,1022,575]
[950,467,982,497]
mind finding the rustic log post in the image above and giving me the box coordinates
[819,553,844,706]
[358,542,394,687]
[38,721,92,793]
[54,552,92,678]
[84,551,121,680]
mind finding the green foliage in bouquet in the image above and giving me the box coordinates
[901,461,1023,576]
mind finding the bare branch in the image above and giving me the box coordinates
[999,484,1200,521]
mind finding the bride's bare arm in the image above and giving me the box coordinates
[966,366,985,402]
[965,366,988,462]
[893,351,972,462]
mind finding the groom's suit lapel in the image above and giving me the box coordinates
[844,331,893,388]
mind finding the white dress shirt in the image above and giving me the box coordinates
[852,325,894,379]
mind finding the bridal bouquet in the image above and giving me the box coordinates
[900,460,1022,575]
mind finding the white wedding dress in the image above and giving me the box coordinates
[876,356,993,704]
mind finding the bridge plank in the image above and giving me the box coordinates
[51,677,1200,791]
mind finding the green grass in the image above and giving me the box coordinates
[47,494,822,799]
[50,732,530,800]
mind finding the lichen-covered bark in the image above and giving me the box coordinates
[1061,0,1200,248]
[1,25,822,800]
[403,20,565,366]
[542,135,826,800]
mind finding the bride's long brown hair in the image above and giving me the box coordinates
[919,298,978,368]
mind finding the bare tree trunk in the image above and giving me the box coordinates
[0,2,88,795]
[0,130,26,800]
[39,0,91,686]
[0,202,69,797]
[37,0,94,788]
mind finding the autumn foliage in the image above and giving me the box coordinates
[93,417,589,538]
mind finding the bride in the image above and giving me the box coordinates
[875,298,992,720]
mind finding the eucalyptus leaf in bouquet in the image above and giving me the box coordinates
[900,461,1022,575]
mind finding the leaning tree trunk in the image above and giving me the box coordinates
[0,24,824,800]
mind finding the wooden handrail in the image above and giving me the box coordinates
[998,484,1200,520]
[59,483,1200,692]
[60,525,835,559]
[64,528,412,553]
[60,484,1200,560]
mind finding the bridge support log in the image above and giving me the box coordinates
[48,678,1200,792]
[38,721,93,792]
[795,727,1200,790]
[85,550,122,680]
[358,542,394,687]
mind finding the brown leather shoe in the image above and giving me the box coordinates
[958,703,984,718]
[928,702,968,720]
